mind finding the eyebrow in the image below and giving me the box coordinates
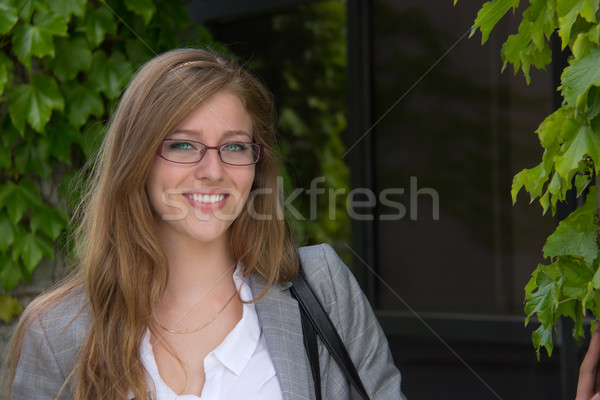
[170,130,252,140]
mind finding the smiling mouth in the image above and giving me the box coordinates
[185,193,226,203]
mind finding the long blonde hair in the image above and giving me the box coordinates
[4,48,298,399]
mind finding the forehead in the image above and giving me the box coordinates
[172,91,253,141]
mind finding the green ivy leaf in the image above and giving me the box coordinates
[0,51,13,97]
[573,32,594,59]
[589,24,600,45]
[556,298,577,321]
[0,0,19,34]
[5,193,28,225]
[519,39,552,84]
[592,265,600,289]
[560,257,594,299]
[12,24,50,68]
[14,138,47,177]
[46,36,92,82]
[0,214,15,253]
[544,172,565,214]
[542,136,560,171]
[39,118,82,164]
[503,19,532,77]
[0,182,17,211]
[17,178,42,207]
[82,3,117,46]
[8,74,64,133]
[500,0,555,84]
[559,113,583,142]
[543,192,598,264]
[557,0,578,48]
[580,0,599,23]
[89,50,132,99]
[574,172,591,198]
[557,0,598,48]
[581,281,598,316]
[53,0,85,19]
[0,294,23,323]
[0,179,42,223]
[125,38,153,67]
[511,161,547,204]
[124,0,156,25]
[1,115,21,149]
[526,281,558,326]
[30,204,67,240]
[470,0,520,44]
[12,9,68,67]
[524,269,539,300]
[561,47,600,109]
[527,0,555,49]
[0,146,11,171]
[0,246,24,291]
[63,80,104,128]
[585,86,600,119]
[14,230,54,272]
[532,324,553,359]
[525,263,560,326]
[555,124,599,181]
[17,0,46,21]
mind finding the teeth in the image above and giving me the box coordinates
[188,194,225,203]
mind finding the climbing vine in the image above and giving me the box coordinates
[462,0,600,358]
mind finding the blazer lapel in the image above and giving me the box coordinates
[247,274,313,400]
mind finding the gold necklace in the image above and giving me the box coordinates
[155,291,238,334]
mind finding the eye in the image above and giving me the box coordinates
[221,142,248,152]
[168,140,196,151]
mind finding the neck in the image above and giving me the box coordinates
[158,232,237,305]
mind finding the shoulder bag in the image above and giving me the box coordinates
[289,262,371,400]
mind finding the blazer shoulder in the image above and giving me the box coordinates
[12,285,90,399]
[297,243,347,276]
[297,244,406,399]
[21,284,90,366]
[297,243,355,289]
[29,284,90,333]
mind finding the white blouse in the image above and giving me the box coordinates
[139,266,284,400]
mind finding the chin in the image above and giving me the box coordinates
[188,219,235,243]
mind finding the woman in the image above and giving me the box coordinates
[4,49,403,399]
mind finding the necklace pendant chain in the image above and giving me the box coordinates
[156,290,239,334]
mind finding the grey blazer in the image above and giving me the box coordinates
[10,244,405,399]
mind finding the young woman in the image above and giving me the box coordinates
[4,49,403,399]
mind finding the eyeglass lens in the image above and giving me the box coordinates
[161,140,259,165]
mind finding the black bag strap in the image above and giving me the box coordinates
[290,263,371,400]
[298,295,322,400]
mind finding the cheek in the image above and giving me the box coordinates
[145,175,162,213]
[146,160,172,212]
[241,168,256,196]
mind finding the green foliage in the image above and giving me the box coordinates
[241,1,349,252]
[0,0,215,322]
[0,293,22,323]
[460,0,600,358]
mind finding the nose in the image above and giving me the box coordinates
[194,148,224,181]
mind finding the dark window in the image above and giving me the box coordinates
[371,0,554,315]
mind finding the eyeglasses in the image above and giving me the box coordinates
[157,139,262,166]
